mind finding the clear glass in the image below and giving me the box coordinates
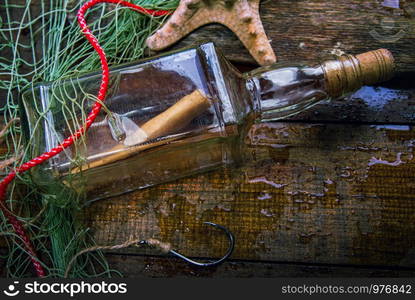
[247,64,328,121]
[19,43,342,201]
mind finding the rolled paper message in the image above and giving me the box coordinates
[72,89,211,173]
[123,89,211,146]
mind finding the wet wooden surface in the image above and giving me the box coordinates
[81,72,415,276]
[162,0,415,72]
[104,255,415,277]
[2,0,415,277]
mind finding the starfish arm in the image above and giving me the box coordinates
[224,0,276,65]
[146,0,277,66]
[146,1,214,50]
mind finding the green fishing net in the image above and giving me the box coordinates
[0,0,179,278]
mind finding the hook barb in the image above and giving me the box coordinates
[169,222,235,267]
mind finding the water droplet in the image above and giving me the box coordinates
[260,209,274,217]
[325,179,334,185]
[258,192,272,200]
[368,152,403,167]
[248,176,287,189]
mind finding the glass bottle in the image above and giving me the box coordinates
[20,42,394,201]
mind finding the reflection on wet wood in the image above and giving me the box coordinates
[83,122,415,267]
[288,74,415,123]
[163,0,415,72]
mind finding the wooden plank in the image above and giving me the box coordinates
[3,1,415,122]
[104,254,415,277]
[2,248,414,277]
[16,0,415,73]
[83,122,415,268]
[2,0,415,276]
[161,0,415,72]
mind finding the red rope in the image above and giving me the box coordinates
[0,0,171,277]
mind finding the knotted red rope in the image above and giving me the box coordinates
[0,0,170,277]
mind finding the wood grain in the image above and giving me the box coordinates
[104,254,415,277]
[2,0,415,277]
[158,0,415,72]
[83,121,415,268]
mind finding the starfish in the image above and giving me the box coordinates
[146,0,276,66]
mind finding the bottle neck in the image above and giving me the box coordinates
[246,49,394,122]
[246,64,328,122]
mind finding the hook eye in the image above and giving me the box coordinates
[169,222,235,267]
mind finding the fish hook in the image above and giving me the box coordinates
[140,222,235,267]
[170,222,235,267]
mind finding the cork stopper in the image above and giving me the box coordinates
[322,49,395,98]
